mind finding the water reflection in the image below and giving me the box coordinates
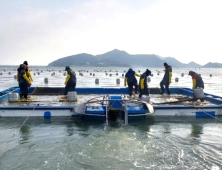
[190,123,203,138]
[19,125,31,143]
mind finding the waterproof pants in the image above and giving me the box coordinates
[139,89,149,99]
[160,80,170,95]
[19,83,29,99]
[65,82,76,95]
[128,82,138,96]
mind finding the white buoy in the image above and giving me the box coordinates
[116,78,120,84]
[95,78,99,84]
[147,77,151,82]
[141,95,150,103]
[67,91,77,102]
[8,93,19,102]
[193,88,205,99]
[175,77,179,82]
[44,77,48,83]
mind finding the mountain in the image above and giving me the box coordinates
[48,49,202,67]
[202,62,222,68]
[187,61,202,68]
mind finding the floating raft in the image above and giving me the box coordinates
[0,87,221,120]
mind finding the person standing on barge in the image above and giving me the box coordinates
[64,66,77,95]
[23,61,33,82]
[124,68,141,98]
[160,62,172,95]
[139,69,152,99]
[17,64,32,99]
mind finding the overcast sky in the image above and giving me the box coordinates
[0,0,222,66]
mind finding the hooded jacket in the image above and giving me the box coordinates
[139,69,151,91]
[189,71,204,89]
[124,68,141,86]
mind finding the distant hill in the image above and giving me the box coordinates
[48,49,211,68]
[202,62,222,68]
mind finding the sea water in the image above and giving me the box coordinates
[0,66,222,170]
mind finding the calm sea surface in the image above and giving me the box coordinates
[0,66,222,170]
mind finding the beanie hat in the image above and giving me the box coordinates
[65,66,70,71]
[23,61,28,66]
[145,69,151,76]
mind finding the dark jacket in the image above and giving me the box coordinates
[139,69,151,91]
[124,68,140,85]
[162,65,172,83]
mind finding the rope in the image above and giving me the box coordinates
[0,104,39,154]
[193,101,222,122]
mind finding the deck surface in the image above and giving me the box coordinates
[1,94,212,107]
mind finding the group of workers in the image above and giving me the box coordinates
[16,61,204,100]
[17,63,77,99]
[124,62,205,99]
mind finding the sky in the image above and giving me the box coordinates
[0,0,222,66]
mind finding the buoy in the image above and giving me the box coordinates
[95,78,99,84]
[90,73,92,76]
[210,74,212,77]
[33,73,36,76]
[14,75,17,79]
[157,71,160,75]
[110,74,112,76]
[44,77,48,83]
[147,77,151,82]
[8,72,11,75]
[151,74,153,77]
[93,73,95,76]
[0,73,2,75]
[37,72,40,75]
[175,77,179,82]
[181,73,184,77]
[67,91,77,102]
[8,93,19,102]
[106,73,108,75]
[116,78,120,84]
[116,73,118,75]
[122,74,124,77]
[193,88,205,99]
[63,72,66,76]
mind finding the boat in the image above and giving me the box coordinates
[0,86,222,124]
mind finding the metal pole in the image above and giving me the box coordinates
[125,100,128,125]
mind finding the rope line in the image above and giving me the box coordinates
[0,104,39,154]
[193,101,222,122]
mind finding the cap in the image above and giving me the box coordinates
[65,66,70,71]
[23,61,28,66]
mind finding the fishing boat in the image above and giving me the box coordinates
[0,86,222,124]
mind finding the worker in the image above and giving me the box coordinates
[124,68,141,97]
[188,71,205,102]
[17,64,32,99]
[188,71,204,89]
[160,62,172,95]
[64,66,77,95]
[139,69,152,99]
[23,61,33,82]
